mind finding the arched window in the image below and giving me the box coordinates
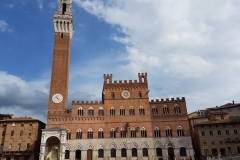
[110,107,115,116]
[156,148,162,156]
[152,106,158,115]
[166,126,172,137]
[132,148,137,157]
[98,107,104,116]
[111,148,116,157]
[76,129,82,139]
[138,91,142,98]
[87,128,93,139]
[98,128,104,138]
[177,126,184,136]
[130,127,136,138]
[174,104,181,114]
[65,150,70,159]
[62,3,67,14]
[88,107,94,116]
[163,105,169,114]
[120,128,126,138]
[129,106,135,115]
[141,127,147,137]
[110,128,116,138]
[98,149,104,158]
[154,127,161,137]
[180,147,187,156]
[143,148,148,157]
[139,106,145,115]
[78,107,83,116]
[121,148,127,157]
[120,106,125,116]
[66,129,71,140]
[111,92,115,99]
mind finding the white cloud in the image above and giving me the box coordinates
[72,0,240,112]
[38,0,44,9]
[0,20,13,33]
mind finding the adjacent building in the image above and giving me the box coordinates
[0,115,45,160]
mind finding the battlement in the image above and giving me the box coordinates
[72,101,103,105]
[150,97,185,103]
[103,73,148,84]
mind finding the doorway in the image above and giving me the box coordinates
[168,147,174,160]
[87,149,93,160]
[75,150,81,160]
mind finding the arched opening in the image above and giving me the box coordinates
[62,3,66,14]
[121,148,127,157]
[87,149,92,160]
[156,148,162,156]
[65,150,70,159]
[98,149,104,158]
[168,147,174,160]
[132,148,137,157]
[75,150,81,160]
[180,147,187,156]
[111,148,116,157]
[46,136,60,160]
[142,148,148,157]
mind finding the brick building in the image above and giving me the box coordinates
[0,115,45,160]
[39,0,194,160]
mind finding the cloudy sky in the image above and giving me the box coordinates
[1,0,240,123]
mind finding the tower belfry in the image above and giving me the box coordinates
[47,0,74,125]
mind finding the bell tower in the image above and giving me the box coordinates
[47,0,74,122]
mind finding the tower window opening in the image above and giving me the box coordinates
[61,33,63,38]
[62,3,67,14]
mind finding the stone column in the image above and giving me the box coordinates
[81,150,87,160]
[60,144,66,160]
[70,150,75,160]
[127,149,131,160]
[137,149,142,159]
[93,150,98,160]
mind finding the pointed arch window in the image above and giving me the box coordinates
[110,128,116,138]
[163,105,169,114]
[141,127,147,137]
[154,127,161,137]
[98,128,104,138]
[152,106,158,115]
[166,126,172,137]
[156,148,162,156]
[98,149,104,158]
[174,104,181,114]
[87,128,93,139]
[78,107,83,116]
[111,148,116,157]
[139,106,145,115]
[130,127,136,138]
[180,147,187,156]
[110,107,115,116]
[132,148,137,157]
[111,92,115,99]
[121,148,127,157]
[65,150,70,159]
[120,128,126,138]
[142,148,148,157]
[138,91,142,98]
[129,106,135,115]
[76,129,82,139]
[120,106,125,116]
[177,126,184,136]
[98,107,104,116]
[88,107,94,116]
[66,130,71,140]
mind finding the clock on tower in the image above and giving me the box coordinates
[47,0,74,125]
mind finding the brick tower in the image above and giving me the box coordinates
[47,0,74,125]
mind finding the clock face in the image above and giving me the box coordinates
[52,93,63,104]
[121,90,131,99]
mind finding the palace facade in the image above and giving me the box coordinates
[39,0,194,160]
